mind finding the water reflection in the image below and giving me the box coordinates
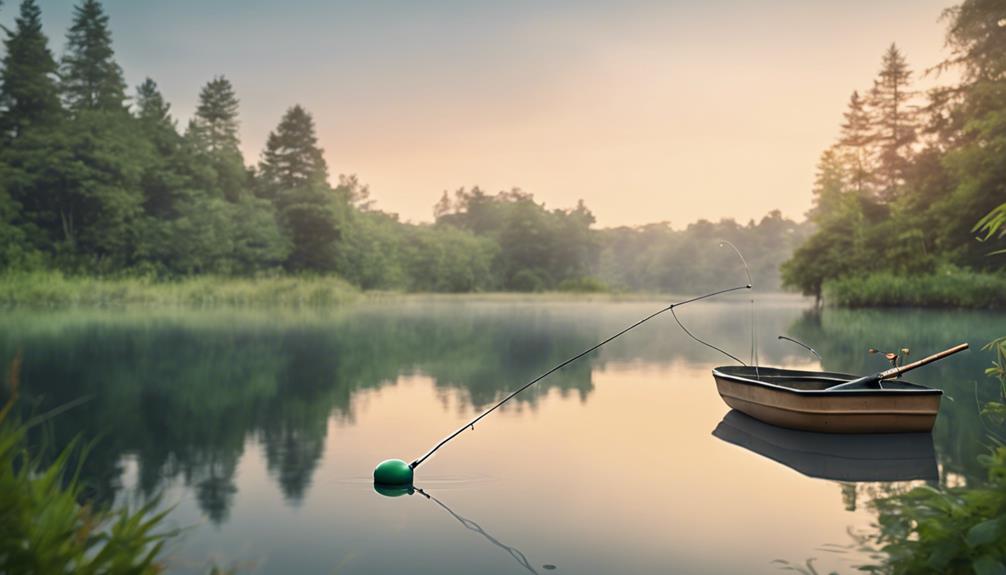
[713,410,938,482]
[414,487,541,574]
[0,299,1001,574]
[787,308,1005,485]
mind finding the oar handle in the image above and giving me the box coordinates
[878,343,969,381]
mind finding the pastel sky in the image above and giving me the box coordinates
[25,0,953,227]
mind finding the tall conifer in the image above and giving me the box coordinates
[189,76,241,154]
[60,0,126,112]
[258,104,328,194]
[0,0,61,139]
[838,91,873,196]
[867,44,917,200]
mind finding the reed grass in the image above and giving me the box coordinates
[0,354,179,574]
[0,271,360,308]
[825,270,1006,309]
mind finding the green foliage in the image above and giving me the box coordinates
[436,188,600,291]
[784,3,1006,306]
[0,0,61,138]
[0,271,359,307]
[983,337,1006,423]
[975,203,1006,255]
[601,210,809,294]
[556,276,608,293]
[0,359,177,574]
[0,0,806,295]
[60,0,126,112]
[824,268,1006,309]
[860,445,1006,574]
[186,76,246,202]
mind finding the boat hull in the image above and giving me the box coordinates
[712,366,941,433]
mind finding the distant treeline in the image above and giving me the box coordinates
[0,0,805,294]
[782,0,1006,304]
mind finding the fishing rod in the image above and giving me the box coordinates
[827,343,969,391]
[374,242,753,486]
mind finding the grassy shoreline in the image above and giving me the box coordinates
[0,271,361,308]
[0,271,815,309]
[825,270,1006,309]
[14,269,1006,310]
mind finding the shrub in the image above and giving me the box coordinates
[824,269,1006,309]
[555,276,608,293]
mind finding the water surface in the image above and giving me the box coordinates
[2,296,1001,574]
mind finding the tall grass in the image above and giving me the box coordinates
[825,270,1006,309]
[0,354,179,574]
[0,271,359,308]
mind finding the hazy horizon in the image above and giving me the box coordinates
[23,0,952,228]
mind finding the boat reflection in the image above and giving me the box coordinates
[712,410,938,482]
[374,485,540,574]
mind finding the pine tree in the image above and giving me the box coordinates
[132,78,187,220]
[807,147,847,220]
[186,76,247,201]
[259,105,343,272]
[867,44,917,201]
[189,76,241,154]
[935,0,1006,264]
[258,105,328,194]
[134,78,173,134]
[60,0,127,112]
[0,0,61,139]
[838,91,872,195]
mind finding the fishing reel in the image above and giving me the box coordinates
[868,347,911,370]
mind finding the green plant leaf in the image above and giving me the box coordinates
[966,519,1002,547]
[973,555,1006,575]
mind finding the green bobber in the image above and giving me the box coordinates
[373,458,414,486]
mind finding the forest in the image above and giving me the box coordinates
[781,0,1006,306]
[0,0,806,296]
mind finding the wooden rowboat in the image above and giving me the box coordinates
[712,410,938,481]
[711,365,942,433]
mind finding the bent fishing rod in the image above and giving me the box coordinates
[410,242,752,472]
[407,282,750,470]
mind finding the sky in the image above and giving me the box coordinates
[25,0,954,227]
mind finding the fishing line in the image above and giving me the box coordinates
[670,307,746,366]
[666,240,752,368]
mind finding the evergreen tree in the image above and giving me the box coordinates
[258,104,328,195]
[133,78,187,219]
[867,44,917,201]
[933,0,1006,264]
[60,0,127,112]
[838,91,872,195]
[189,76,240,154]
[259,105,343,272]
[0,0,61,139]
[134,78,174,137]
[806,147,847,219]
[187,76,247,201]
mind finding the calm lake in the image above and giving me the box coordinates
[3,296,1003,574]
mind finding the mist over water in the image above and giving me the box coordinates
[2,297,1000,574]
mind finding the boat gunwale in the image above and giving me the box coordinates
[712,366,943,398]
